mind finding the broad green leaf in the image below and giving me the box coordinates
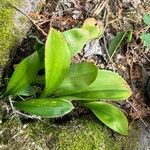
[55,62,98,95]
[84,102,128,135]
[5,52,40,96]
[63,18,103,57]
[140,33,150,49]
[15,98,74,118]
[143,13,150,26]
[34,62,98,89]
[63,28,89,56]
[32,19,103,63]
[41,28,71,97]
[60,70,132,100]
[108,32,126,59]
[16,85,36,96]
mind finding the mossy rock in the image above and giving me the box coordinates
[0,0,44,67]
[0,108,144,150]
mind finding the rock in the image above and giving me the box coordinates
[0,111,147,150]
[0,0,43,147]
[138,119,150,150]
[0,0,44,68]
[122,0,141,8]
[84,39,104,57]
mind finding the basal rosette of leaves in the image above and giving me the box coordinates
[3,18,132,135]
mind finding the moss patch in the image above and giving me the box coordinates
[0,112,141,150]
[0,0,21,66]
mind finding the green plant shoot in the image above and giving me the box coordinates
[4,18,132,135]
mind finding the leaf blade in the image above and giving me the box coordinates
[63,28,89,56]
[63,18,103,57]
[15,98,74,118]
[143,13,150,26]
[108,32,126,59]
[41,28,71,97]
[5,52,40,96]
[84,102,128,135]
[62,70,132,101]
[16,85,36,96]
[55,62,98,95]
[140,33,150,49]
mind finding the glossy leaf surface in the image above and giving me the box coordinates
[63,18,103,56]
[15,98,74,118]
[16,85,36,96]
[41,28,71,97]
[55,62,98,95]
[143,13,150,26]
[108,32,126,59]
[84,102,128,135]
[5,52,40,96]
[63,70,132,100]
[63,28,89,56]
[141,33,150,49]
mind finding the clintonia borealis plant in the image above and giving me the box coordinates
[3,18,132,135]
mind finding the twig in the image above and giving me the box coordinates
[15,111,42,120]
[93,0,108,16]
[9,3,47,37]
[138,47,150,63]
[127,100,148,128]
[9,96,16,115]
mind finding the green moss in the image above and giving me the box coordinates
[48,117,104,150]
[0,112,141,150]
[44,116,140,150]
[103,124,140,150]
[0,0,20,66]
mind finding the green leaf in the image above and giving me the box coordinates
[5,52,40,96]
[108,32,126,59]
[62,70,132,100]
[41,28,71,97]
[84,102,128,135]
[15,98,74,118]
[63,28,89,56]
[16,85,36,96]
[143,13,150,26]
[55,62,98,95]
[140,33,150,49]
[63,18,103,57]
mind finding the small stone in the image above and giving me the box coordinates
[99,63,105,69]
[84,39,104,57]
[72,10,82,19]
[116,54,123,60]
[122,0,141,8]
